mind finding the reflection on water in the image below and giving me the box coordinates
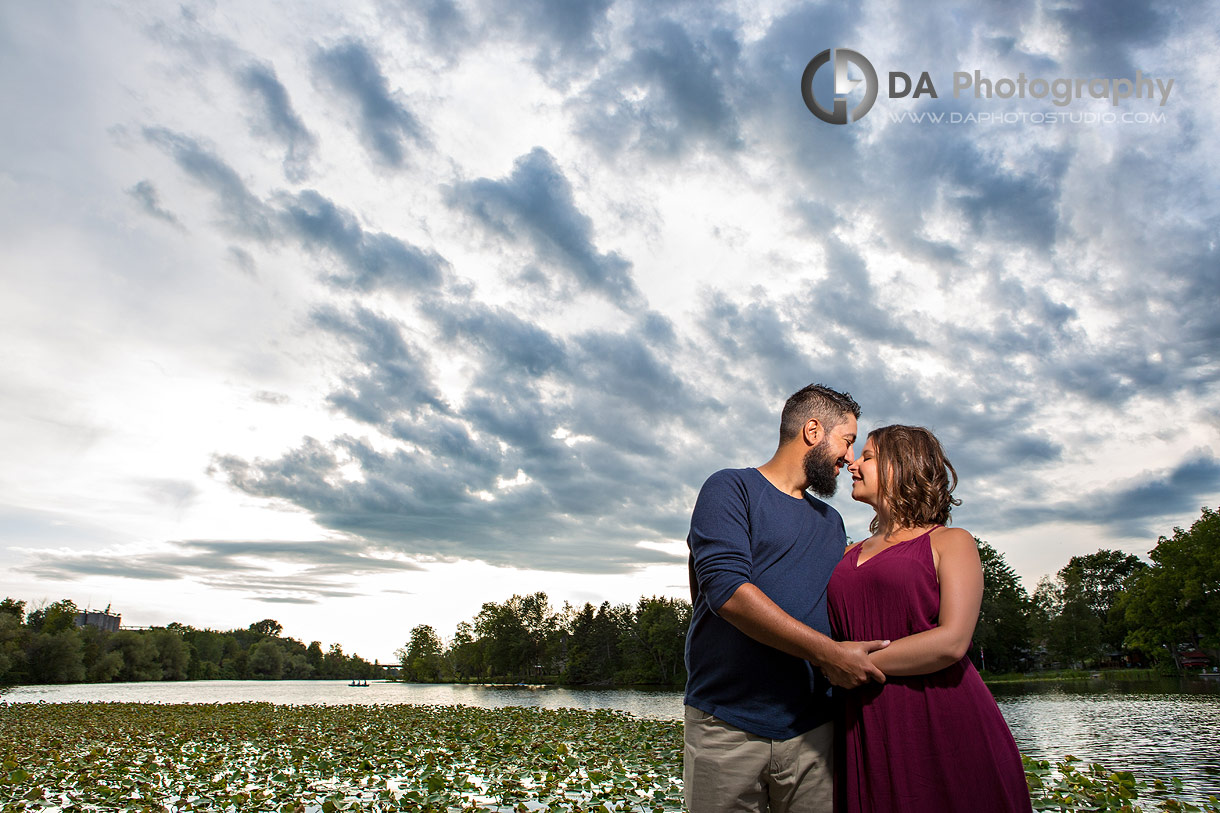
[991,679,1220,802]
[5,678,1220,801]
[0,679,686,719]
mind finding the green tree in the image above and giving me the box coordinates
[474,593,557,678]
[0,610,29,684]
[151,629,190,680]
[564,602,626,684]
[248,640,285,679]
[185,629,225,680]
[305,640,325,672]
[446,621,483,680]
[1121,506,1220,669]
[107,630,161,681]
[625,597,690,685]
[249,619,284,637]
[1058,549,1147,653]
[321,643,348,678]
[0,598,26,624]
[397,624,445,682]
[27,599,80,635]
[971,540,1033,673]
[27,631,85,683]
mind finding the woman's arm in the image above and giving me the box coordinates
[867,527,983,676]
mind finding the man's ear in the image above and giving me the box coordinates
[804,418,822,445]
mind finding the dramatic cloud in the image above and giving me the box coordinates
[311,40,425,168]
[236,62,317,181]
[144,129,448,291]
[1,0,1216,647]
[449,148,641,307]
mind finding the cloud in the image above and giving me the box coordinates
[984,451,1220,538]
[144,130,448,292]
[311,40,425,168]
[127,180,183,228]
[18,539,422,603]
[208,296,712,572]
[277,189,449,291]
[449,148,642,307]
[577,16,743,157]
[312,304,448,426]
[136,479,201,513]
[236,61,317,181]
[142,127,273,238]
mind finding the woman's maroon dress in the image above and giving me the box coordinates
[827,531,1032,812]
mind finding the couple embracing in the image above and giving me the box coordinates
[683,384,1032,813]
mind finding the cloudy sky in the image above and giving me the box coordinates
[2,1,1216,662]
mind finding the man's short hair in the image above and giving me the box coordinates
[778,384,861,443]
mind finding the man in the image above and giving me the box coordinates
[683,383,889,813]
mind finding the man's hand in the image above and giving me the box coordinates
[819,639,890,688]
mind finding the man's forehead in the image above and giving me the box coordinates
[837,415,859,437]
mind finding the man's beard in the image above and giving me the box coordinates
[803,438,841,497]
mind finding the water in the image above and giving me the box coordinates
[991,679,1220,802]
[0,679,684,718]
[5,678,1220,802]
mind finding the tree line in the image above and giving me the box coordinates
[966,506,1218,673]
[397,595,691,685]
[398,506,1219,684]
[0,606,379,685]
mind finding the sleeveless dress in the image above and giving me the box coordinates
[826,531,1032,813]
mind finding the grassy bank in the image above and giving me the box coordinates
[0,703,1216,812]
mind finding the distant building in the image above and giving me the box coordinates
[75,607,121,633]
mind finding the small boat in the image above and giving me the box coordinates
[348,679,370,687]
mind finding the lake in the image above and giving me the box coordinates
[5,677,1220,803]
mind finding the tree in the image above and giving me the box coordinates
[27,631,85,683]
[447,621,483,680]
[27,599,80,635]
[971,540,1033,673]
[563,602,627,684]
[306,640,324,668]
[1121,506,1220,669]
[397,625,445,682]
[0,598,26,624]
[0,611,28,684]
[248,640,285,679]
[474,593,557,678]
[107,630,161,681]
[1058,550,1147,652]
[248,619,284,637]
[151,629,190,680]
[625,597,690,684]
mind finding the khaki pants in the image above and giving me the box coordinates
[683,705,834,813]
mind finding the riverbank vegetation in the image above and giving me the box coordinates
[0,703,1216,812]
[0,607,379,686]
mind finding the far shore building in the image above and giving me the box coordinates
[75,607,121,633]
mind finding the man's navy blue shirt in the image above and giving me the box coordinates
[684,467,844,739]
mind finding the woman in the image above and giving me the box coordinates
[827,425,1031,812]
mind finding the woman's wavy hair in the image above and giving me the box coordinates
[868,424,962,534]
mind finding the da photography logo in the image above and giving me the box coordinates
[802,48,878,124]
[802,47,1175,126]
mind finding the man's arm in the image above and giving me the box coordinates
[719,583,889,687]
